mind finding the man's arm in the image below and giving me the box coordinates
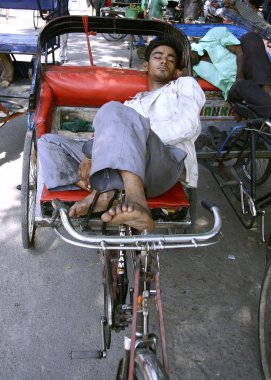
[153,77,205,145]
[226,44,244,80]
[177,51,200,76]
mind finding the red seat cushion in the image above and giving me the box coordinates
[43,66,148,107]
[40,182,189,210]
[198,78,220,92]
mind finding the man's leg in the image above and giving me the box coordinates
[90,101,185,197]
[228,32,271,118]
[38,134,84,189]
[101,170,155,232]
[89,102,186,231]
[241,32,271,91]
[38,134,116,217]
[228,79,271,118]
[59,34,68,63]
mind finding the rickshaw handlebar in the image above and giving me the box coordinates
[51,198,223,251]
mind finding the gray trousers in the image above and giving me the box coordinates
[38,101,186,197]
[228,32,271,119]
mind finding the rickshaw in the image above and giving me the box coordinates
[0,0,58,25]
[20,15,223,379]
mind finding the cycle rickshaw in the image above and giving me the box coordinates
[20,15,223,379]
[0,0,61,127]
[0,0,59,28]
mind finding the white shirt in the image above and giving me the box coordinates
[124,76,205,188]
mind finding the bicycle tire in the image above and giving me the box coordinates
[259,260,271,380]
[102,33,127,41]
[266,232,271,266]
[103,250,115,349]
[21,129,38,249]
[33,10,39,29]
[128,35,133,68]
[134,349,169,380]
[235,139,271,186]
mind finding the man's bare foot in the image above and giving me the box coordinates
[101,202,155,232]
[76,180,91,191]
[69,190,116,218]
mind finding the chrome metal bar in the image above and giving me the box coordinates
[53,227,223,250]
[51,206,222,251]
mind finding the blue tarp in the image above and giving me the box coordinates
[0,33,38,54]
[175,23,249,39]
[0,0,55,10]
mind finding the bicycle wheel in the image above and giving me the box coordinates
[0,99,24,126]
[128,35,133,68]
[102,250,116,349]
[21,128,38,249]
[102,33,127,41]
[235,139,271,186]
[134,349,169,380]
[266,232,271,267]
[33,10,39,29]
[259,260,271,380]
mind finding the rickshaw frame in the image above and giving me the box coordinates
[21,16,223,379]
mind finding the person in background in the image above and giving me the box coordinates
[57,0,70,64]
[95,0,107,16]
[207,0,271,40]
[146,0,168,20]
[0,54,14,88]
[183,0,202,22]
[190,27,271,118]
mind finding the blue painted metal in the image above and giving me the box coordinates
[0,33,38,54]
[0,0,55,10]
[175,23,249,39]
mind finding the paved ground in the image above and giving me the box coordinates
[0,6,271,380]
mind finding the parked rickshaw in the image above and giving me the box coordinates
[20,16,223,379]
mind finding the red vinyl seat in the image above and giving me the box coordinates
[40,181,189,210]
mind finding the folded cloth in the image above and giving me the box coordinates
[61,119,94,133]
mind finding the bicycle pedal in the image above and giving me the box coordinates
[70,350,103,359]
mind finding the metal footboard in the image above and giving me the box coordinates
[51,199,223,251]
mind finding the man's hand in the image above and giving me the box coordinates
[78,156,91,191]
[191,51,201,65]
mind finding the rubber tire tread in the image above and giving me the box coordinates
[259,259,271,380]
[21,129,37,249]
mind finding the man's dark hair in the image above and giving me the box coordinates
[144,37,183,69]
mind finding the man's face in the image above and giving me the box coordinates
[144,45,178,83]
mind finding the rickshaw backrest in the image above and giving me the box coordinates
[36,66,149,137]
[44,66,148,106]
[35,65,221,137]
